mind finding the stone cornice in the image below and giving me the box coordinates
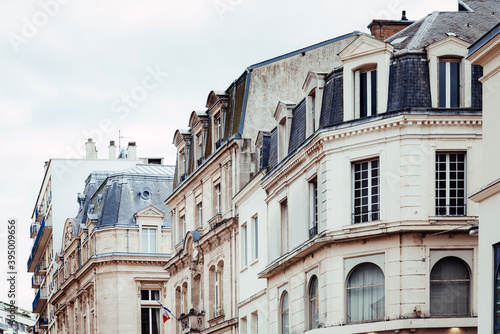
[470,178,500,203]
[262,114,482,193]
[259,219,476,279]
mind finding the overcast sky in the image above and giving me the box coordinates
[0,0,457,311]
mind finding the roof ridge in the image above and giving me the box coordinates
[406,11,440,50]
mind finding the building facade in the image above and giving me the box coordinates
[468,21,500,334]
[28,140,143,334]
[0,301,36,334]
[49,164,174,334]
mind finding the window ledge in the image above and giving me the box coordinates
[240,266,248,273]
[250,258,259,267]
[429,216,478,224]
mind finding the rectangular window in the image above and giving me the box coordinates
[242,224,248,267]
[215,184,221,214]
[241,317,247,334]
[309,179,318,238]
[439,59,460,108]
[142,228,156,253]
[140,289,160,334]
[356,68,377,118]
[198,202,203,228]
[182,215,186,237]
[252,216,259,260]
[280,200,288,255]
[251,312,258,334]
[352,159,380,224]
[435,152,466,216]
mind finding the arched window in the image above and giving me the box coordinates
[430,256,470,316]
[309,276,319,329]
[281,292,289,334]
[347,263,385,323]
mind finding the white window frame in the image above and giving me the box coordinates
[309,179,318,237]
[352,158,380,224]
[252,215,259,261]
[354,66,377,118]
[241,223,248,268]
[435,152,466,216]
[141,227,157,253]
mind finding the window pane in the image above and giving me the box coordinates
[430,257,470,316]
[142,229,149,253]
[360,72,367,118]
[371,70,377,115]
[439,61,447,107]
[150,229,156,253]
[141,308,150,334]
[450,61,460,108]
[141,290,149,301]
[281,292,289,334]
[347,263,385,322]
[310,277,319,329]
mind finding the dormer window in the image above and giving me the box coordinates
[303,72,327,137]
[355,66,377,118]
[274,101,295,162]
[439,58,460,108]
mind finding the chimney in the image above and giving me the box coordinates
[108,140,116,159]
[85,138,97,159]
[126,141,137,160]
[367,10,414,41]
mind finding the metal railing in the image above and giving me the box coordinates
[352,210,380,224]
[435,204,466,216]
[309,224,318,238]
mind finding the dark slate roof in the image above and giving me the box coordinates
[288,99,306,154]
[90,164,174,228]
[469,21,500,56]
[73,172,112,234]
[387,1,500,50]
[267,127,278,170]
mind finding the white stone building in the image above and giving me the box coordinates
[468,21,500,334]
[0,301,36,334]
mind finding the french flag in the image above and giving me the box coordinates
[161,305,171,323]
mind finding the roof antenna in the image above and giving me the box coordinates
[401,10,408,21]
[118,129,132,153]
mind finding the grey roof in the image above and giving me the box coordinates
[387,0,500,50]
[117,164,175,177]
[91,164,174,228]
[469,21,500,56]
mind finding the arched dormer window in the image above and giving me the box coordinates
[206,90,228,152]
[172,129,192,183]
[274,101,296,162]
[426,37,472,108]
[188,110,209,167]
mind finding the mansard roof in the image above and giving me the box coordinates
[387,0,500,50]
[188,110,209,128]
[89,164,174,229]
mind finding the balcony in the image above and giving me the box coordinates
[36,260,48,275]
[180,312,204,333]
[35,205,45,222]
[32,288,47,313]
[435,204,467,217]
[27,216,52,272]
[30,222,39,238]
[309,223,318,238]
[32,274,42,288]
[38,314,49,328]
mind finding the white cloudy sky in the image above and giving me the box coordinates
[0,0,457,311]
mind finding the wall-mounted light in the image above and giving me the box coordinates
[469,224,479,236]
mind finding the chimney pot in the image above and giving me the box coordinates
[401,10,408,20]
[126,141,137,160]
[108,140,117,159]
[85,138,98,159]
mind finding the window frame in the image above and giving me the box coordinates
[309,178,318,238]
[241,223,248,268]
[354,66,377,119]
[280,291,289,334]
[429,256,471,317]
[435,151,467,216]
[308,275,319,329]
[252,215,259,261]
[280,199,289,255]
[346,262,385,323]
[141,227,157,253]
[438,57,461,108]
[140,289,161,334]
[352,158,380,224]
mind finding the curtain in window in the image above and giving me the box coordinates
[309,277,319,329]
[430,257,470,316]
[281,292,289,334]
[347,263,385,322]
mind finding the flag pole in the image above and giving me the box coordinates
[156,300,181,323]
